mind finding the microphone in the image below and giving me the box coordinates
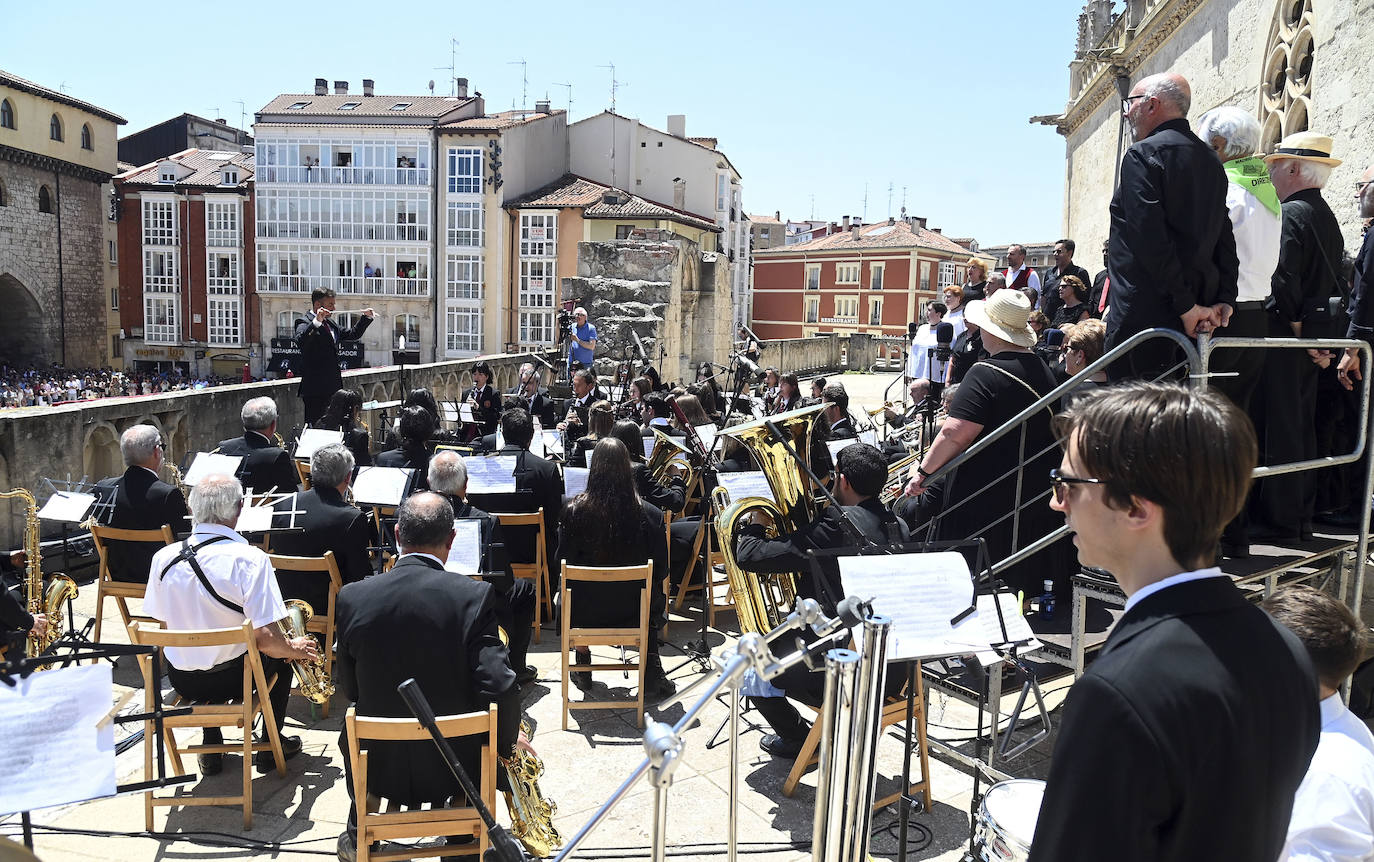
[934,321,955,358]
[631,329,649,365]
[736,356,766,381]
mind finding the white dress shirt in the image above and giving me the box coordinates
[1004,265,1041,294]
[144,522,289,670]
[907,323,941,380]
[1226,182,1282,303]
[1283,694,1374,861]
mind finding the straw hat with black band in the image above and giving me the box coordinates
[1263,131,1342,167]
[964,290,1037,348]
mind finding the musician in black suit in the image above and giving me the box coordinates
[428,451,537,684]
[639,395,685,438]
[313,389,372,467]
[507,363,553,426]
[94,424,189,583]
[819,384,856,440]
[270,444,374,612]
[375,406,434,492]
[558,367,606,444]
[491,409,563,576]
[334,492,530,861]
[1029,383,1319,862]
[461,361,500,441]
[0,581,46,653]
[216,397,302,495]
[292,287,374,424]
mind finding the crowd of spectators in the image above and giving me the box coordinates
[1,365,236,409]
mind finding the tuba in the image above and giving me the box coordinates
[1,489,78,661]
[500,721,562,857]
[713,403,826,634]
[277,599,334,704]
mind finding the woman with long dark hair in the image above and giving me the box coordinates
[569,400,615,468]
[771,373,802,414]
[610,419,686,514]
[315,388,372,466]
[557,437,673,699]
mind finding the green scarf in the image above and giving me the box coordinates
[1222,155,1281,217]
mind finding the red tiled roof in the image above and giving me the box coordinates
[116,148,254,188]
[749,213,782,225]
[688,136,718,150]
[756,220,976,256]
[440,109,565,131]
[505,174,720,232]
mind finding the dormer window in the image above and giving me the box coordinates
[158,164,177,183]
[388,102,412,111]
[286,101,310,110]
[221,168,238,185]
[339,102,361,111]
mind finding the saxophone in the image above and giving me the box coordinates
[1,489,78,660]
[500,721,562,857]
[277,599,334,703]
[166,461,188,498]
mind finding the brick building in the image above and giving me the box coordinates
[751,216,994,340]
[114,149,258,378]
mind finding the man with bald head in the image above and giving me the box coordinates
[1105,72,1239,380]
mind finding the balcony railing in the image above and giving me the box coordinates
[256,165,430,186]
[257,224,428,242]
[257,274,430,297]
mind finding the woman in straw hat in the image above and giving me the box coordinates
[899,290,1068,599]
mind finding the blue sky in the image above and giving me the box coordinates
[6,0,1091,246]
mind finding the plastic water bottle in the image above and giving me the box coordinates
[1039,579,1056,621]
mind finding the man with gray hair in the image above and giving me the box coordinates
[1105,72,1239,380]
[270,442,373,612]
[94,423,188,582]
[216,396,301,496]
[144,474,319,775]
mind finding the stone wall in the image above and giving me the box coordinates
[768,334,847,376]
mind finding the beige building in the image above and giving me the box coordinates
[0,69,125,368]
[1037,0,1374,260]
[749,212,785,250]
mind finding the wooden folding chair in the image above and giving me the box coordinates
[129,621,287,831]
[492,509,550,643]
[293,459,313,490]
[89,523,176,643]
[346,706,498,862]
[266,550,342,717]
[560,561,653,729]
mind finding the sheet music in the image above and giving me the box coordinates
[441,403,460,423]
[859,429,879,447]
[717,471,775,504]
[294,428,343,461]
[183,452,244,487]
[642,437,656,460]
[362,399,403,411]
[695,424,718,455]
[37,491,96,523]
[463,456,518,494]
[542,431,563,457]
[444,519,483,575]
[351,466,413,506]
[826,438,866,461]
[839,552,986,661]
[0,663,117,814]
[235,504,275,533]
[459,403,475,424]
[963,593,1041,667]
[563,466,589,499]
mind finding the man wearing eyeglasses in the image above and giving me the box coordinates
[1104,73,1239,381]
[94,424,189,582]
[1030,383,1319,862]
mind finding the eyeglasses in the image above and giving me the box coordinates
[156,441,166,450]
[1121,94,1150,112]
[1050,468,1105,503]
[1358,181,1373,193]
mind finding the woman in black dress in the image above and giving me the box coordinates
[1049,274,1091,329]
[961,257,990,305]
[315,388,372,466]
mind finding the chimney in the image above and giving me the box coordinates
[916,216,928,229]
[535,99,551,113]
[774,210,780,222]
[842,215,850,229]
[672,177,686,209]
[314,78,328,96]
[933,227,942,234]
[334,80,348,95]
[888,216,895,226]
[362,79,375,97]
[667,114,686,138]
[215,118,227,125]
[456,77,469,98]
[850,225,860,240]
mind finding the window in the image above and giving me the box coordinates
[80,124,92,150]
[394,314,420,348]
[144,295,178,343]
[445,254,483,354]
[938,260,958,287]
[615,225,635,240]
[805,264,820,290]
[111,333,121,357]
[158,164,177,183]
[334,149,352,167]
[339,102,361,111]
[446,202,483,247]
[519,212,556,256]
[446,305,482,353]
[0,176,6,206]
[919,262,931,293]
[716,174,727,211]
[869,298,883,326]
[447,148,482,194]
[144,250,178,292]
[835,262,860,284]
[276,310,298,338]
[110,285,119,309]
[205,200,239,246]
[760,227,771,241]
[38,185,52,213]
[870,263,884,291]
[49,114,62,142]
[108,239,117,264]
[447,255,483,300]
[221,168,238,185]
[0,99,14,129]
[142,200,176,245]
[285,101,310,110]
[207,297,241,345]
[805,297,819,323]
[207,252,239,292]
[388,102,412,111]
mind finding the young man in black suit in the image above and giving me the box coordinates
[1030,383,1320,861]
[216,397,302,496]
[270,443,374,612]
[292,287,373,424]
[489,408,562,578]
[94,424,189,582]
[334,492,531,861]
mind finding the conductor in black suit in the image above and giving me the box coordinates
[95,424,189,583]
[216,397,302,495]
[293,287,374,424]
[270,443,374,613]
[1029,383,1319,861]
[334,492,531,860]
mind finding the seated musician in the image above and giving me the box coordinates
[428,451,537,685]
[610,419,687,514]
[771,373,803,414]
[144,474,319,775]
[314,389,372,467]
[508,363,552,425]
[558,367,606,444]
[383,388,460,450]
[216,397,302,495]
[805,377,827,406]
[334,492,531,862]
[820,384,857,440]
[671,393,714,438]
[461,361,500,442]
[556,438,674,700]
[271,443,374,610]
[568,400,614,468]
[734,444,909,758]
[376,406,435,491]
[760,368,781,412]
[94,424,189,583]
[492,409,563,578]
[625,376,654,422]
[0,582,47,656]
[640,395,684,437]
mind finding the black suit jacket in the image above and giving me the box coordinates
[95,467,188,583]
[632,463,686,514]
[505,386,554,426]
[1104,118,1239,350]
[1029,576,1320,862]
[1345,229,1374,344]
[491,445,562,567]
[292,315,373,398]
[1269,187,1345,330]
[216,432,301,495]
[270,486,374,611]
[335,554,519,805]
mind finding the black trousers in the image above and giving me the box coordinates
[750,638,909,742]
[301,393,330,426]
[493,579,536,670]
[1251,317,1319,534]
[168,651,292,738]
[1209,306,1269,545]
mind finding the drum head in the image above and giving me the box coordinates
[982,779,1046,847]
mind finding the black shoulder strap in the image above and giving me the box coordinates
[158,536,242,614]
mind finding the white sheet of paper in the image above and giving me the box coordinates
[183,452,244,487]
[694,424,717,455]
[642,437,657,460]
[530,418,546,457]
[37,491,95,523]
[496,427,506,449]
[235,505,275,533]
[563,466,589,499]
[0,663,117,814]
[294,428,343,461]
[464,456,518,493]
[963,593,1042,666]
[585,447,594,470]
[859,429,879,447]
[351,466,413,506]
[717,471,775,504]
[459,403,475,423]
[441,402,460,422]
[542,431,563,456]
[445,519,483,575]
[839,552,980,660]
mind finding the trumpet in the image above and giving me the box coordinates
[278,599,334,704]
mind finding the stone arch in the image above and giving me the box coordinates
[83,422,122,483]
[161,413,191,469]
[0,272,48,367]
[1258,0,1314,153]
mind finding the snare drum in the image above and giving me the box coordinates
[973,779,1046,862]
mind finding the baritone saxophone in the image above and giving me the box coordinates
[501,721,562,857]
[277,599,334,703]
[1,488,77,662]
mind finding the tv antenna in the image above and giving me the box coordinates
[553,82,573,116]
[862,183,869,223]
[887,181,894,218]
[597,62,621,113]
[234,100,247,131]
[434,38,459,96]
[508,58,528,110]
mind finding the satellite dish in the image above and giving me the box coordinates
[428,79,435,93]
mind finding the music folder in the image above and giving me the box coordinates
[294,428,343,461]
[351,466,414,507]
[182,452,245,487]
[37,491,97,524]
